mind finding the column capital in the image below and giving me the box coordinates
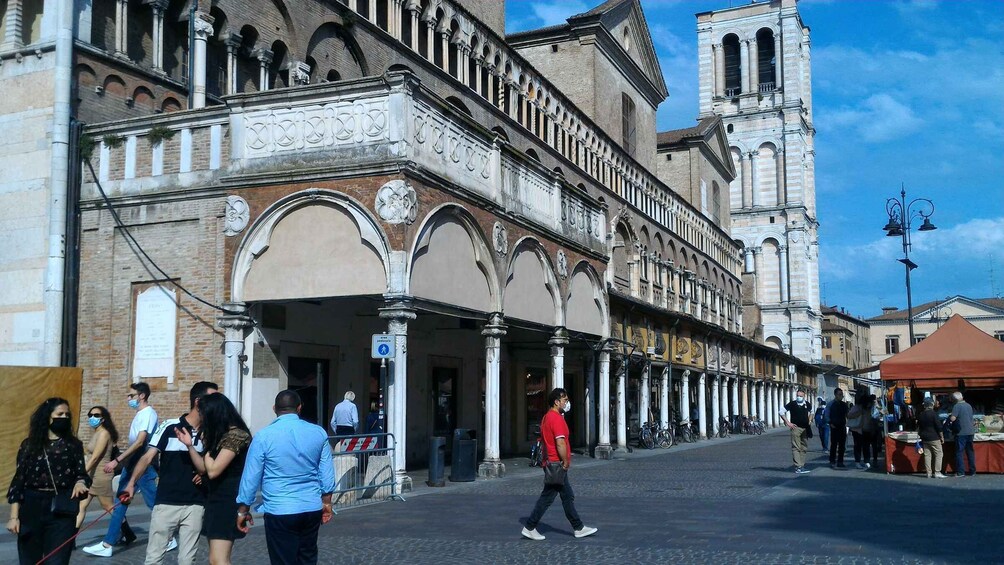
[290,60,311,85]
[482,312,507,338]
[548,326,569,347]
[379,299,417,334]
[147,0,170,13]
[224,32,243,53]
[216,302,253,332]
[193,13,215,40]
[254,48,274,65]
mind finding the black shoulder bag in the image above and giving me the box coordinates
[543,461,566,486]
[43,447,82,517]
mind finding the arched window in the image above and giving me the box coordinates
[447,20,460,77]
[90,0,114,51]
[206,8,228,97]
[269,41,289,89]
[400,1,412,47]
[21,0,43,44]
[237,25,259,93]
[467,36,479,90]
[722,33,741,96]
[756,29,776,91]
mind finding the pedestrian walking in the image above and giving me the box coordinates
[780,390,812,474]
[237,390,336,565]
[860,394,880,469]
[825,388,849,468]
[329,390,359,437]
[848,390,872,470]
[83,381,159,557]
[521,388,598,541]
[947,391,976,476]
[917,398,946,479]
[78,406,119,530]
[178,392,252,565]
[6,397,91,565]
[116,381,218,565]
[813,396,829,452]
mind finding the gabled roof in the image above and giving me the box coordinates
[821,320,852,334]
[507,0,668,104]
[879,314,1004,388]
[867,296,1004,322]
[656,116,736,181]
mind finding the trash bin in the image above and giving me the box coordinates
[449,428,477,482]
[427,436,446,487]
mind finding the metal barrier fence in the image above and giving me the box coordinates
[328,432,405,512]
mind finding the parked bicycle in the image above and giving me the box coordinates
[529,425,544,467]
[675,419,696,443]
[717,416,732,438]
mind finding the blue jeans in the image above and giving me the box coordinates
[955,435,976,475]
[817,424,830,450]
[103,465,157,546]
[525,472,584,531]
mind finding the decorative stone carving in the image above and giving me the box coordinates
[691,342,704,361]
[375,180,417,225]
[556,250,568,279]
[492,222,508,257]
[675,337,690,358]
[243,96,389,157]
[224,195,250,236]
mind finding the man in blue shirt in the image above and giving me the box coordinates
[236,390,336,565]
[329,390,359,437]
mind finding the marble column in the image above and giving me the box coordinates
[479,313,506,478]
[776,148,787,204]
[550,328,568,390]
[191,13,215,109]
[739,39,750,93]
[115,0,128,57]
[409,8,420,52]
[217,302,252,411]
[151,0,168,73]
[779,245,790,303]
[379,300,416,492]
[758,382,766,424]
[749,37,759,92]
[698,372,707,439]
[730,377,739,419]
[660,365,670,431]
[740,153,752,208]
[596,345,613,459]
[224,33,242,95]
[639,362,651,428]
[710,374,720,437]
[750,150,761,207]
[713,43,724,97]
[774,33,783,90]
[616,359,627,451]
[255,48,273,91]
[680,370,691,428]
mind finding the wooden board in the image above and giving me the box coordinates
[0,366,83,503]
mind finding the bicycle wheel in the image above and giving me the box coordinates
[656,430,672,448]
[641,429,655,449]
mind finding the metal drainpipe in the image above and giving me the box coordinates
[43,0,75,366]
[60,119,83,367]
[188,0,199,108]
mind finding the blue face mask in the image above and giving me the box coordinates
[128,398,140,410]
[88,416,102,428]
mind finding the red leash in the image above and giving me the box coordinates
[35,496,126,565]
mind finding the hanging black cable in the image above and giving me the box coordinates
[83,158,238,315]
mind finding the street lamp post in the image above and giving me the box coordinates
[883,185,936,347]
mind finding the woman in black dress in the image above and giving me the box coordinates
[177,392,251,565]
[6,397,91,565]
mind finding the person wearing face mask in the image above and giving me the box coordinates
[84,381,159,557]
[780,390,813,475]
[77,406,121,530]
[521,388,597,541]
[6,397,91,565]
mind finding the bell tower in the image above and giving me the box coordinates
[696,0,821,363]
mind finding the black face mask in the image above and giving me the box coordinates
[50,418,72,436]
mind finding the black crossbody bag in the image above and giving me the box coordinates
[43,447,81,517]
[543,461,566,486]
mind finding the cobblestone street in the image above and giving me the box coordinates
[4,430,1002,564]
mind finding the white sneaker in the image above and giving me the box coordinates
[166,537,178,552]
[82,542,113,557]
[934,472,948,479]
[574,526,598,538]
[863,462,871,470]
[521,527,545,541]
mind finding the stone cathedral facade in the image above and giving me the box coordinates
[696,0,822,363]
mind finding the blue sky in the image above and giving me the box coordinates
[505,0,1004,320]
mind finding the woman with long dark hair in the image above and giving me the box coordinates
[78,406,128,536]
[177,392,251,565]
[6,397,90,565]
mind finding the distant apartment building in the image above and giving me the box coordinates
[818,305,870,397]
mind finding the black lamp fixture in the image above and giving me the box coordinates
[882,184,936,346]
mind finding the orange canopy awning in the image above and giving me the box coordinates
[879,314,1004,388]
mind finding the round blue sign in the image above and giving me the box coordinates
[377,344,390,356]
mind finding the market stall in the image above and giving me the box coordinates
[879,315,1004,474]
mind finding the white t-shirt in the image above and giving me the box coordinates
[129,405,159,445]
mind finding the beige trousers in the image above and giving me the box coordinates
[791,426,809,468]
[145,503,204,565]
[922,440,944,477]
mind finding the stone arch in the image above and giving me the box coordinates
[756,28,777,88]
[237,25,261,92]
[611,222,633,289]
[565,262,607,337]
[75,64,97,88]
[756,142,779,207]
[306,22,368,82]
[765,335,786,351]
[760,238,782,303]
[232,190,390,302]
[722,33,742,95]
[503,238,561,327]
[102,74,127,97]
[446,96,471,116]
[409,204,499,313]
[161,97,182,113]
[132,86,155,111]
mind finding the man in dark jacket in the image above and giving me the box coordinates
[825,388,849,469]
[813,396,829,452]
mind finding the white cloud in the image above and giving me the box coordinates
[894,0,940,15]
[527,1,589,27]
[822,93,923,143]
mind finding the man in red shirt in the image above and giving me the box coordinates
[521,388,597,541]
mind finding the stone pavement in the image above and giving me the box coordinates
[4,430,1002,564]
